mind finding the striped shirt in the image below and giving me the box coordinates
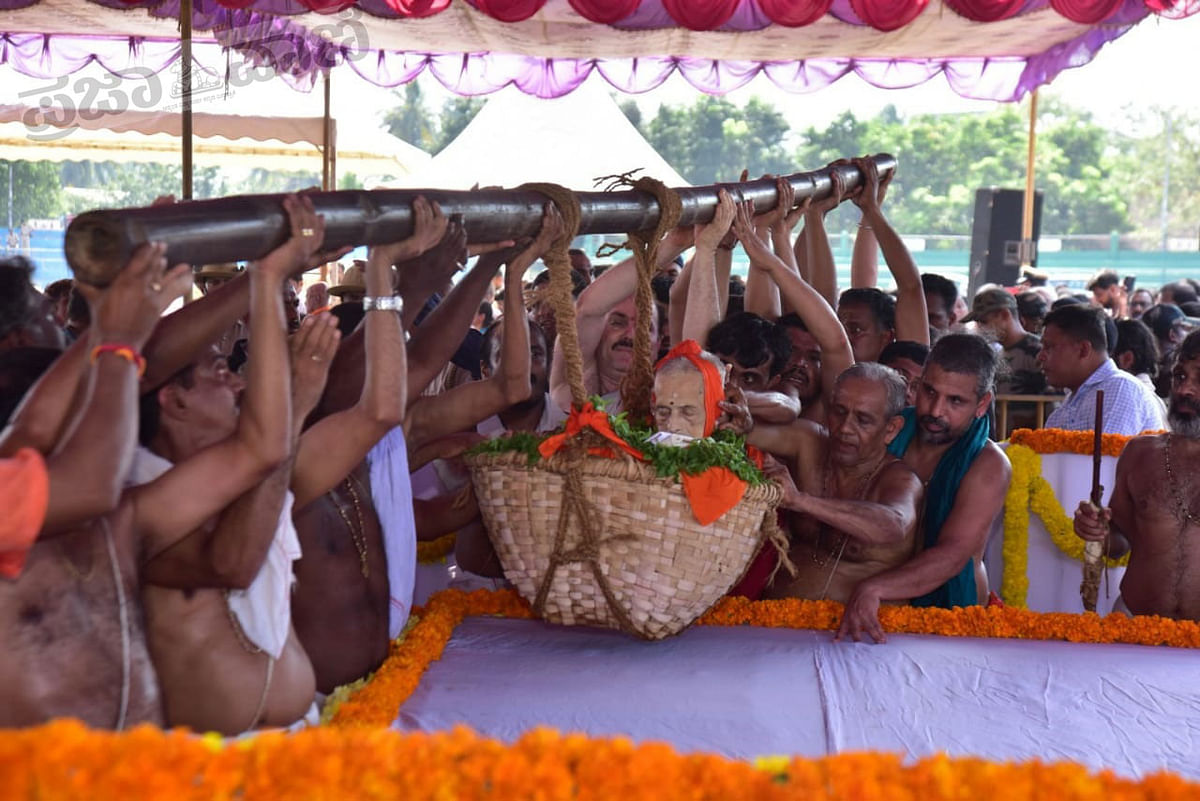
[1045,358,1166,436]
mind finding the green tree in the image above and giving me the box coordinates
[0,161,64,226]
[434,97,485,154]
[618,98,643,131]
[383,83,437,150]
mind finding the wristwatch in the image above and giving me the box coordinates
[363,295,404,313]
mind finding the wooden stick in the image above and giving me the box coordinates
[1081,390,1105,612]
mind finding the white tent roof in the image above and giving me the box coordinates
[398,83,688,191]
[0,105,431,180]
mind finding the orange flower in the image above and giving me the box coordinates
[4,720,1199,800]
[1008,427,1162,458]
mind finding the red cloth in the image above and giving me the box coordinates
[661,0,739,29]
[1049,0,1123,22]
[568,0,641,23]
[681,467,749,527]
[759,0,834,26]
[728,510,788,600]
[381,0,451,17]
[849,0,929,30]
[944,0,1023,20]
[474,0,548,22]
[0,448,49,579]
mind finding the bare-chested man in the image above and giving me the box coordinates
[837,334,1011,643]
[0,244,194,728]
[745,363,923,603]
[1075,330,1200,620]
[137,197,430,731]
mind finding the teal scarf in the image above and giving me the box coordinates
[887,407,989,608]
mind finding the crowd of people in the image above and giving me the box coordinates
[0,157,1197,734]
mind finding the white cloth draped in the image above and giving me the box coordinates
[128,446,299,659]
[367,425,417,639]
[984,449,1126,615]
[394,617,1200,779]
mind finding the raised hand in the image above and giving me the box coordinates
[850,157,882,215]
[813,168,848,217]
[761,176,797,232]
[371,195,449,268]
[256,194,329,281]
[394,217,467,302]
[716,383,753,436]
[694,189,737,252]
[731,198,771,264]
[79,241,193,348]
[289,312,341,422]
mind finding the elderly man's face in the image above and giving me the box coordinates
[653,368,707,439]
[596,295,658,378]
[1169,356,1200,438]
[826,376,900,466]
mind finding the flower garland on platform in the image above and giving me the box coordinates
[330,588,1200,729]
[416,531,456,563]
[7,719,1199,801]
[1001,432,1139,607]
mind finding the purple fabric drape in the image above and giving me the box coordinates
[0,0,1186,99]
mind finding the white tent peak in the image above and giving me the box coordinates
[399,82,689,191]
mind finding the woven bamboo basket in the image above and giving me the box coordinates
[464,180,782,640]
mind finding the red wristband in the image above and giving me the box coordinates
[90,343,147,378]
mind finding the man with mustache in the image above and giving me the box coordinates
[1074,330,1200,620]
[743,363,923,605]
[835,334,1012,643]
[1038,305,1165,436]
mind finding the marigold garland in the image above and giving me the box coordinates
[6,719,1199,801]
[1002,441,1132,607]
[416,532,456,563]
[330,588,1200,729]
[1008,427,1161,458]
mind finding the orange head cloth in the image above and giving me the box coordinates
[653,339,724,437]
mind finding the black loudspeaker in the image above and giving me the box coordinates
[967,188,1043,298]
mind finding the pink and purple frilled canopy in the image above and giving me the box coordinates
[0,0,1196,99]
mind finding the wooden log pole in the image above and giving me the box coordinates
[64,154,896,286]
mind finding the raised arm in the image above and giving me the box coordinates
[681,190,735,345]
[131,195,313,546]
[734,200,854,401]
[141,313,340,587]
[407,206,561,446]
[745,177,801,321]
[20,244,191,531]
[853,158,927,345]
[289,198,446,508]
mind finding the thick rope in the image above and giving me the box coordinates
[520,183,586,410]
[595,175,682,423]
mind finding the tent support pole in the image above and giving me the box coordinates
[1020,89,1038,269]
[322,70,333,192]
[180,0,193,200]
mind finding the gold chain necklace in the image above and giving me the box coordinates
[812,452,890,567]
[1164,434,1200,526]
[332,474,370,578]
[222,589,265,655]
[55,539,96,582]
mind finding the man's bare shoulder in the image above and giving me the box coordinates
[1121,432,1166,461]
[969,440,1012,481]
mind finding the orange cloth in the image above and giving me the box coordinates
[0,448,50,579]
[654,339,723,436]
[538,403,644,462]
[680,467,748,527]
